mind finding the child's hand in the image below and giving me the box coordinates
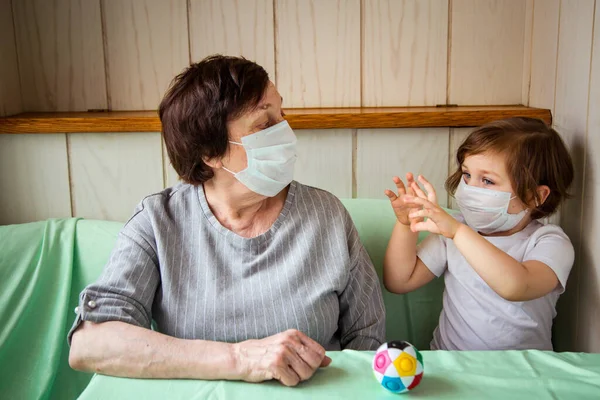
[404,175,461,239]
[384,173,421,226]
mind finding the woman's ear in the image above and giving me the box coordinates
[535,185,551,206]
[203,156,223,169]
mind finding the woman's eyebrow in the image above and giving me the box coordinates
[256,96,283,110]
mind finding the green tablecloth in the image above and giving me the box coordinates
[78,350,600,399]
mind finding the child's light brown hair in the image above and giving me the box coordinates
[446,117,574,220]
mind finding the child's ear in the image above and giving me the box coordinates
[535,185,551,206]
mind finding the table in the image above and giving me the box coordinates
[78,350,600,399]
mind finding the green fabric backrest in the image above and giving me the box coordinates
[72,203,445,351]
[340,199,444,348]
[72,201,445,349]
[0,199,444,399]
[0,219,86,400]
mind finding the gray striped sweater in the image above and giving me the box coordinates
[69,181,385,350]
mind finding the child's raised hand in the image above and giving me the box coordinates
[404,175,461,239]
[384,173,421,225]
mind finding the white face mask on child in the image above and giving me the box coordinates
[454,179,528,234]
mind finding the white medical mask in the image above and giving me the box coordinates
[222,120,297,197]
[454,179,528,234]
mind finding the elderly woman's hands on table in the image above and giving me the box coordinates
[234,329,331,386]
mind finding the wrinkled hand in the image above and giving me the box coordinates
[404,175,461,239]
[232,329,331,387]
[384,173,422,226]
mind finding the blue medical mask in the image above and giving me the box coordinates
[223,120,297,197]
[454,179,529,234]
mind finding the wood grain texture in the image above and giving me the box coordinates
[12,0,106,111]
[449,0,526,105]
[189,0,275,79]
[551,0,596,353]
[578,1,600,353]
[0,134,71,224]
[356,128,450,206]
[529,0,560,110]
[295,129,353,198]
[275,0,360,107]
[102,0,189,110]
[0,106,552,133]
[447,127,472,209]
[521,0,534,106]
[362,0,448,106]
[0,0,22,116]
[531,0,560,228]
[69,132,164,221]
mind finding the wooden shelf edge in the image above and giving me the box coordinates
[0,106,551,133]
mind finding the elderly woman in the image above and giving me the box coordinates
[68,55,385,386]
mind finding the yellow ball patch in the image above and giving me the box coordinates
[393,353,417,377]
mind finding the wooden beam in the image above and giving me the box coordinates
[0,106,551,133]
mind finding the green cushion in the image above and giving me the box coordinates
[0,199,445,399]
[0,219,85,400]
[340,199,444,348]
[74,202,445,348]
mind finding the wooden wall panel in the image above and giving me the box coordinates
[356,128,450,207]
[103,0,189,110]
[362,0,448,106]
[295,129,353,198]
[0,134,71,225]
[529,0,560,110]
[521,0,534,106]
[12,0,106,111]
[275,0,360,107]
[0,0,22,116]
[578,2,600,354]
[551,0,596,353]
[528,0,561,227]
[189,0,275,80]
[449,0,526,105]
[69,132,164,222]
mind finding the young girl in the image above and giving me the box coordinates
[383,117,575,351]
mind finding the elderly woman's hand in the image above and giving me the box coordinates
[232,329,332,386]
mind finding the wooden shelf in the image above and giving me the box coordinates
[0,106,551,133]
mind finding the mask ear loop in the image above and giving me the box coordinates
[510,194,534,215]
[221,141,244,175]
[221,166,236,175]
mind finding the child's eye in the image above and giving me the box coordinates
[462,172,471,180]
[483,178,494,185]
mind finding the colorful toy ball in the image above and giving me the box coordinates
[372,341,424,394]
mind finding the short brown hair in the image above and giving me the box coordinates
[446,117,574,220]
[159,55,269,185]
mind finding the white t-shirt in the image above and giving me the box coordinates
[417,215,574,351]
